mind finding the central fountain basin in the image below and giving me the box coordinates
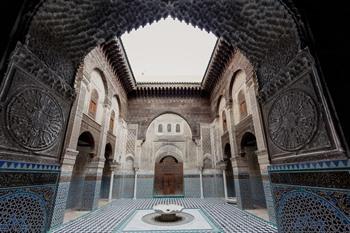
[152,204,184,222]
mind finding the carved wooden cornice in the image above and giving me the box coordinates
[201,38,235,93]
[101,38,136,93]
[129,82,207,98]
[102,37,234,98]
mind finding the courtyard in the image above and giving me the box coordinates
[51,199,276,233]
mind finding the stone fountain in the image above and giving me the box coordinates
[153,204,184,222]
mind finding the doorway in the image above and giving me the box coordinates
[224,143,236,197]
[154,156,183,196]
[241,132,266,208]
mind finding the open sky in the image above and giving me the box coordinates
[121,17,217,83]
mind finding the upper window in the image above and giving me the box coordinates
[158,124,163,133]
[222,111,227,132]
[89,89,99,119]
[238,90,247,120]
[109,111,115,132]
[167,124,172,132]
[176,124,181,133]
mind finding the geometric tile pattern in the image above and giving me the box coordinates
[51,182,70,228]
[269,159,350,232]
[0,192,47,233]
[277,190,350,232]
[50,198,276,233]
[0,160,60,232]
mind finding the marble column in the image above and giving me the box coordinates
[199,166,204,199]
[108,161,120,202]
[217,161,228,199]
[133,167,139,199]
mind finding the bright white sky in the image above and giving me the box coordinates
[121,17,217,83]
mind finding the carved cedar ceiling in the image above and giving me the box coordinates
[23,0,302,92]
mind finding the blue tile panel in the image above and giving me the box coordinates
[136,177,154,198]
[113,176,135,198]
[203,174,224,198]
[0,160,60,232]
[50,198,277,233]
[269,159,350,232]
[234,175,253,209]
[262,180,276,224]
[100,175,111,199]
[249,175,266,208]
[51,182,70,228]
[184,176,201,198]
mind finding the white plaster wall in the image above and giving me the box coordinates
[140,113,197,172]
[110,96,120,134]
[232,70,252,125]
[83,69,106,124]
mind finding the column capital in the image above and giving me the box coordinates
[225,99,233,109]
[61,148,79,166]
[109,160,120,172]
[81,75,90,86]
[216,160,227,170]
[103,98,112,108]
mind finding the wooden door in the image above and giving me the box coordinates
[154,156,183,196]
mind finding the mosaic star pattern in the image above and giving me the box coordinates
[51,198,276,233]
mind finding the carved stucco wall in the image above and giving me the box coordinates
[261,49,345,164]
[127,96,212,140]
[81,47,128,119]
[0,43,74,164]
[0,43,74,231]
[140,113,197,171]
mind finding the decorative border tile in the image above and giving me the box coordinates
[0,160,60,171]
[268,159,350,172]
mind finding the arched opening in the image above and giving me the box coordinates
[222,111,228,133]
[66,131,95,211]
[238,90,247,120]
[241,132,266,209]
[154,155,183,197]
[99,143,113,200]
[109,111,115,132]
[88,89,98,119]
[224,143,235,197]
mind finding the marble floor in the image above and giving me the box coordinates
[51,198,276,233]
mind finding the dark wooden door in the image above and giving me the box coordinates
[154,156,183,196]
[163,174,176,194]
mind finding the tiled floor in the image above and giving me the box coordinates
[245,209,269,221]
[63,199,111,223]
[51,198,277,233]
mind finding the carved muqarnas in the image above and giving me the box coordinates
[268,89,318,151]
[6,88,63,151]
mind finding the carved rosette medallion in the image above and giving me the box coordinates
[268,90,318,151]
[6,88,63,151]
